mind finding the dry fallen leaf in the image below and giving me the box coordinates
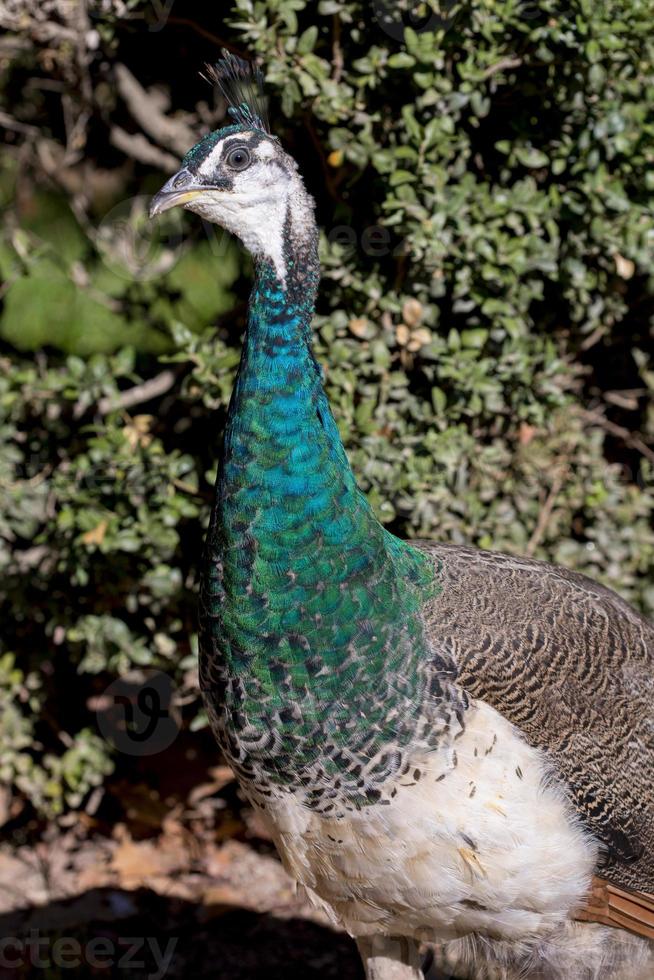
[519,422,537,446]
[123,414,154,450]
[327,149,344,167]
[402,298,424,327]
[110,824,188,888]
[81,519,108,546]
[348,317,371,339]
[614,253,635,280]
[407,327,432,351]
[201,884,246,911]
[188,765,235,807]
[395,323,410,346]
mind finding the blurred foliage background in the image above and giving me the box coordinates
[0,0,653,824]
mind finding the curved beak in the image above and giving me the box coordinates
[149,169,208,218]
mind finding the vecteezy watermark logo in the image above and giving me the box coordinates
[327,223,410,257]
[96,194,186,282]
[0,932,177,979]
[371,0,454,42]
[95,670,180,756]
[147,0,176,31]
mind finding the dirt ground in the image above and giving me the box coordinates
[0,752,364,979]
[0,730,466,980]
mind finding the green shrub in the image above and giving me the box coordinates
[0,0,653,816]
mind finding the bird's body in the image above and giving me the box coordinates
[150,53,654,979]
[263,697,595,941]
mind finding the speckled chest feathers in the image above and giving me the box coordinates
[198,215,466,814]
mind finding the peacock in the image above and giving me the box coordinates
[150,53,654,980]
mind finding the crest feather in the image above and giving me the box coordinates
[204,50,270,134]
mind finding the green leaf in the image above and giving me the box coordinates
[297,25,319,54]
[514,147,549,168]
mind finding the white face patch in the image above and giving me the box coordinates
[196,131,258,181]
[257,141,276,160]
[183,131,315,288]
[195,143,223,180]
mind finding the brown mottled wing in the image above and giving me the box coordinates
[576,876,654,940]
[418,543,654,893]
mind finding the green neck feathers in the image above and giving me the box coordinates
[200,241,447,789]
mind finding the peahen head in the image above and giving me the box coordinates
[150,52,317,289]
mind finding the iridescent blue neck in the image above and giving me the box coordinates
[199,245,447,790]
[207,248,437,670]
[216,256,371,571]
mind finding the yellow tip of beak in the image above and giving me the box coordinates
[149,188,203,219]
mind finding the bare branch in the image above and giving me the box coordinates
[332,15,344,83]
[97,370,177,416]
[526,463,568,557]
[110,126,179,173]
[482,56,523,80]
[115,63,195,157]
[580,409,654,466]
[0,110,39,136]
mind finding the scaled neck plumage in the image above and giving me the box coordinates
[199,201,463,800]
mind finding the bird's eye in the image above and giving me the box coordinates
[226,147,251,171]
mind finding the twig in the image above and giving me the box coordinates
[0,459,53,493]
[580,409,654,466]
[526,464,568,556]
[304,112,343,205]
[115,63,195,156]
[603,389,646,411]
[482,56,523,80]
[61,92,90,165]
[110,126,179,172]
[165,17,237,52]
[579,325,606,351]
[171,477,207,499]
[0,36,31,56]
[97,370,177,416]
[332,15,344,83]
[0,110,39,136]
